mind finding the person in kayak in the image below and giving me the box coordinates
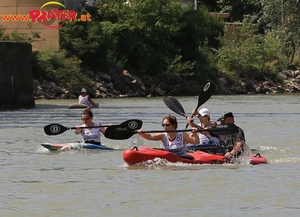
[137,114,199,159]
[189,108,219,146]
[74,107,106,145]
[216,111,247,158]
[78,88,99,108]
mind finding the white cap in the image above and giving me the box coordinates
[81,88,87,93]
[199,108,210,116]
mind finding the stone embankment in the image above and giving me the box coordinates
[34,69,300,100]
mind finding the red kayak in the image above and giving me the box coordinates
[123,146,267,166]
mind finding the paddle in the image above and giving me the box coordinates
[193,81,216,114]
[163,81,216,122]
[184,81,216,129]
[163,96,188,118]
[104,124,239,140]
[163,95,206,128]
[44,119,143,136]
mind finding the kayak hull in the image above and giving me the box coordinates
[41,143,114,151]
[123,146,267,165]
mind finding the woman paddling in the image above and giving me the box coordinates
[74,107,107,145]
[137,114,199,159]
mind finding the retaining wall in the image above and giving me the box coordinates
[0,41,35,110]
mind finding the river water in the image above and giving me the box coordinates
[1,95,300,217]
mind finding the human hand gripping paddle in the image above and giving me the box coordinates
[163,81,216,128]
[185,81,216,128]
[104,124,238,140]
[44,119,143,136]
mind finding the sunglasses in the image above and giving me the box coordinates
[161,124,171,127]
[82,117,91,121]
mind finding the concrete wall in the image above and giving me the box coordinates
[0,41,35,110]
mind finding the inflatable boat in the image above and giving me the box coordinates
[68,102,99,109]
[123,146,267,165]
[68,103,89,109]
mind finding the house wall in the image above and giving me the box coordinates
[0,0,61,51]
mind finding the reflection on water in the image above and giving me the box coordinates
[1,95,300,216]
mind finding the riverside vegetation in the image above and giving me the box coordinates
[1,0,300,99]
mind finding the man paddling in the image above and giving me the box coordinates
[78,88,99,108]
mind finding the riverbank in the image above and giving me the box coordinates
[34,69,300,100]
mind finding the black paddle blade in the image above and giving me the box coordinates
[104,119,143,140]
[44,124,69,135]
[207,124,239,136]
[185,81,216,129]
[196,81,216,110]
[163,96,187,117]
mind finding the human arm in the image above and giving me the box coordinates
[187,116,198,128]
[88,96,99,108]
[74,125,82,134]
[137,130,164,141]
[99,123,113,134]
[225,141,243,158]
[183,127,199,144]
[192,109,215,127]
[99,126,106,135]
[225,128,245,158]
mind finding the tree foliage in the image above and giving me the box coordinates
[258,0,300,63]
[0,25,40,43]
[4,0,300,95]
[216,21,287,81]
[32,48,90,95]
[217,0,262,22]
[59,0,224,80]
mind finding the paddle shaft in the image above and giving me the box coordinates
[69,125,110,130]
[104,124,239,140]
[140,129,213,133]
[185,81,216,129]
[44,119,143,136]
[139,125,237,134]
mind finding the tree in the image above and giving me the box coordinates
[60,0,224,80]
[217,0,262,22]
[216,21,286,81]
[259,0,300,63]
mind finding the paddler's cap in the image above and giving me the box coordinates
[199,108,210,116]
[81,88,87,93]
[217,111,234,121]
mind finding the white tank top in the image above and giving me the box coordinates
[196,124,219,145]
[80,123,101,143]
[78,95,89,105]
[162,132,186,156]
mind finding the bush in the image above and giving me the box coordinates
[31,47,91,94]
[216,21,289,82]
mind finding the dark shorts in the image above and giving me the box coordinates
[85,141,101,145]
